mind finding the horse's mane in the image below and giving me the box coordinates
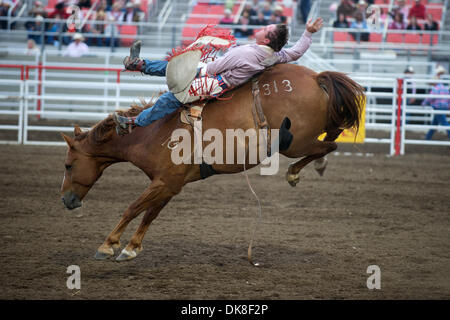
[74,98,157,145]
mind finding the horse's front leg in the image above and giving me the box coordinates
[115,199,170,261]
[286,129,342,187]
[94,179,172,260]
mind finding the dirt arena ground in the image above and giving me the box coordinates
[0,138,449,299]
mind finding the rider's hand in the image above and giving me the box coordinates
[306,17,324,33]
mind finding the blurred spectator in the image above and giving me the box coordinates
[243,3,258,18]
[26,14,46,45]
[28,1,47,18]
[25,39,39,55]
[424,13,439,31]
[298,0,311,24]
[337,0,355,18]
[333,13,349,28]
[78,0,91,9]
[404,66,417,106]
[47,12,64,46]
[407,16,422,31]
[49,2,69,19]
[389,12,406,30]
[234,11,253,39]
[0,0,10,29]
[422,66,450,140]
[272,5,287,24]
[261,2,273,19]
[219,8,234,25]
[88,9,106,46]
[250,11,267,26]
[408,0,426,20]
[64,33,89,57]
[105,16,120,47]
[355,0,367,20]
[391,0,409,24]
[108,2,124,21]
[350,11,369,41]
[122,1,140,23]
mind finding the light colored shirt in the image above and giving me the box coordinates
[64,41,89,58]
[206,30,313,87]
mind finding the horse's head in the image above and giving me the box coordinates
[60,125,107,210]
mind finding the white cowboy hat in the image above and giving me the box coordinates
[404,66,414,73]
[435,65,446,75]
[73,33,84,41]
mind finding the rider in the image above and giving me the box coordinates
[115,18,324,132]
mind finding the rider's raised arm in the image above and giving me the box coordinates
[274,30,313,64]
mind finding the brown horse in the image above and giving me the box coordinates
[60,63,365,261]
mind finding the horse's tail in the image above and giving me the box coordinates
[315,71,365,132]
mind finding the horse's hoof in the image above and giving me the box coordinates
[316,167,326,177]
[314,157,327,177]
[286,172,300,187]
[115,248,139,262]
[94,250,114,260]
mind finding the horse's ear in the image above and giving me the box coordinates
[60,132,74,148]
[74,125,82,137]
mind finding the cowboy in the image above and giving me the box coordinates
[115,18,324,132]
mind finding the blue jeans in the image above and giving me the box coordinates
[134,60,182,127]
[426,114,450,140]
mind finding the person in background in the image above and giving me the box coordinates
[298,0,311,24]
[89,9,106,46]
[78,0,91,9]
[104,15,120,47]
[26,14,46,45]
[355,0,367,20]
[333,13,349,28]
[234,10,254,39]
[350,11,369,41]
[220,8,234,25]
[337,0,355,19]
[408,0,426,20]
[25,38,39,55]
[391,0,409,24]
[243,3,258,19]
[388,12,406,30]
[49,1,69,19]
[404,66,417,105]
[28,1,47,18]
[122,1,140,24]
[250,11,268,26]
[261,2,273,19]
[64,33,89,58]
[272,5,287,24]
[407,15,422,31]
[422,66,450,140]
[424,13,439,31]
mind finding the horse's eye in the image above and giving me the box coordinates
[65,164,72,171]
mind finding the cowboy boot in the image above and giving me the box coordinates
[123,40,146,72]
[114,113,137,135]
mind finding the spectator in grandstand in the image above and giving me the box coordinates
[408,0,426,20]
[388,12,406,30]
[298,0,311,24]
[49,1,69,19]
[407,15,422,31]
[122,1,140,23]
[250,11,268,26]
[117,18,324,131]
[26,14,46,45]
[28,1,47,18]
[424,13,439,31]
[422,66,450,140]
[234,10,254,39]
[108,2,124,22]
[64,33,89,57]
[337,0,355,19]
[333,13,349,28]
[272,5,287,24]
[105,15,120,47]
[47,12,64,46]
[220,8,234,25]
[355,0,367,20]
[78,0,91,9]
[261,2,273,19]
[391,0,409,24]
[350,11,369,41]
[243,3,258,19]
[0,0,9,29]
[89,9,107,46]
[25,39,39,55]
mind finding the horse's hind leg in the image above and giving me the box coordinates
[286,129,342,187]
[95,179,174,260]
